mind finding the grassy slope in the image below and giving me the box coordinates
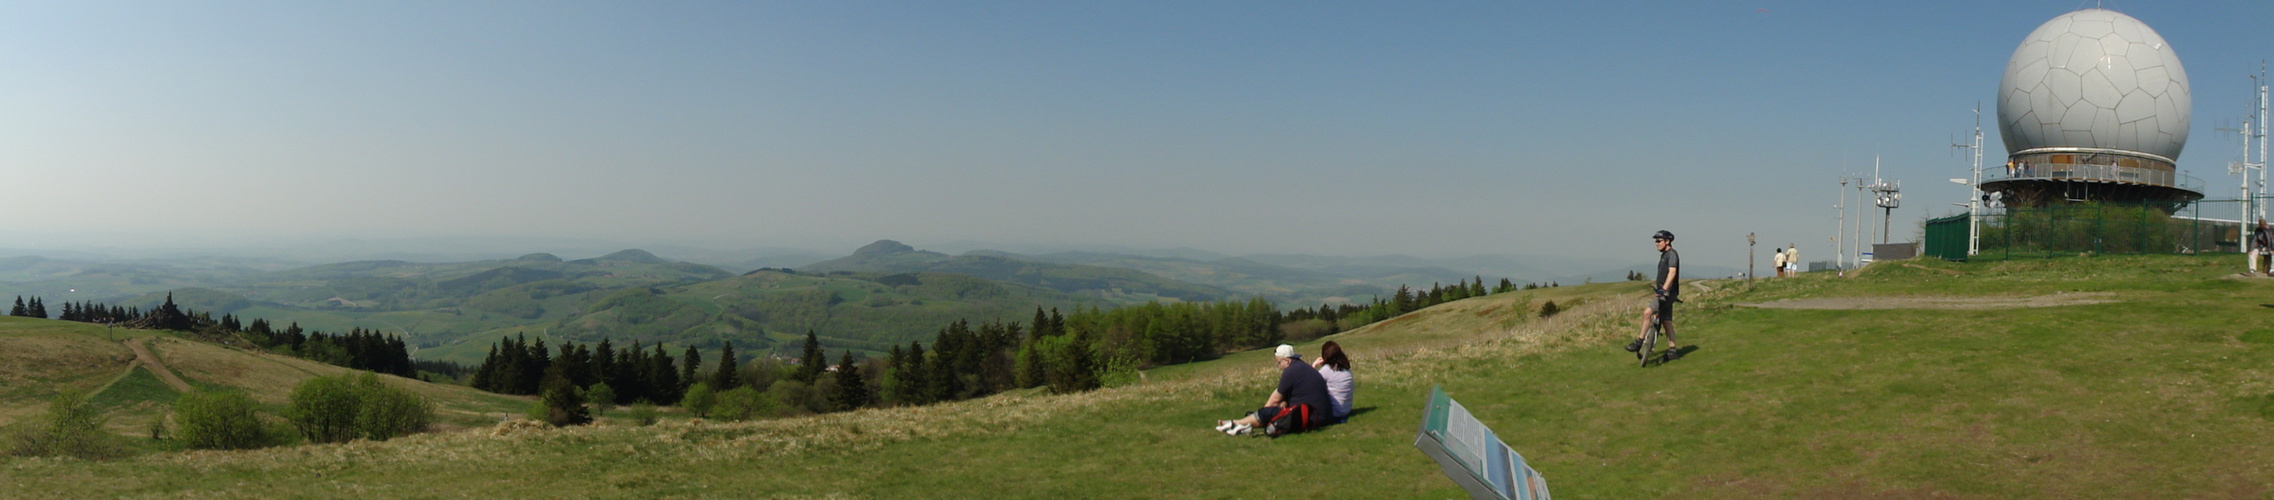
[6,255,2274,498]
[0,318,532,438]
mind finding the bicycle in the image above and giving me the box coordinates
[1637,289,1681,367]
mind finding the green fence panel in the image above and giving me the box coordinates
[1923,214,1969,261]
[1975,198,2268,258]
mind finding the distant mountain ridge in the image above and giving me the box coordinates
[802,240,1229,302]
[0,241,1737,364]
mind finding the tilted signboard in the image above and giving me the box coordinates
[1414,386,1549,500]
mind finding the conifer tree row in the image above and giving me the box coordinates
[9,296,49,318]
[458,277,1524,417]
[30,293,415,377]
[468,335,692,406]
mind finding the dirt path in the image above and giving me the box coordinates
[124,338,195,392]
[1739,292,2118,310]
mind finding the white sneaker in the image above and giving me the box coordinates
[1228,424,1253,436]
[1215,420,1236,432]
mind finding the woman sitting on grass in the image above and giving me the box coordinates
[1311,341,1354,423]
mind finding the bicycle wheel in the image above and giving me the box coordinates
[1646,320,1664,368]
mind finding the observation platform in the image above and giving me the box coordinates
[1981,148,2203,210]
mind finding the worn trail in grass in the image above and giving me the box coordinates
[7,255,2274,498]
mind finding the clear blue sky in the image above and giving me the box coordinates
[3,1,2271,269]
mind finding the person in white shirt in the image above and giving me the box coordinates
[1310,341,1354,422]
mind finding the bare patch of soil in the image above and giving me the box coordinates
[1740,292,2117,310]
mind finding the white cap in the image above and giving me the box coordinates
[1273,344,1298,359]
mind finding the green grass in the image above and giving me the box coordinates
[86,367,180,410]
[5,255,2273,497]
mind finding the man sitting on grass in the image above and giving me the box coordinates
[1215,344,1334,436]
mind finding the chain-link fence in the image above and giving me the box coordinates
[1943,198,2272,260]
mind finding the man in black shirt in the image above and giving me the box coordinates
[1216,344,1333,436]
[1626,230,1681,357]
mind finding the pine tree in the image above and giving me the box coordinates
[830,351,868,411]
[651,344,681,405]
[537,376,592,426]
[593,338,616,390]
[471,345,499,391]
[679,345,702,394]
[1049,328,1100,393]
[1014,338,1044,389]
[896,341,928,405]
[10,296,23,317]
[710,341,740,390]
[796,331,825,383]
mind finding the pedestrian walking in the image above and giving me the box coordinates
[1771,247,1787,278]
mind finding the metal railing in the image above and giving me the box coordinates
[1980,163,2202,192]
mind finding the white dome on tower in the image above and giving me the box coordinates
[1997,9,2190,161]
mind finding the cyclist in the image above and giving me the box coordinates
[1626,230,1681,360]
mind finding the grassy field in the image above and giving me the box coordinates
[4,254,2273,498]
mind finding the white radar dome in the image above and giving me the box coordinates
[1997,9,2190,161]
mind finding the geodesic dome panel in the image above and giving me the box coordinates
[1997,9,2190,160]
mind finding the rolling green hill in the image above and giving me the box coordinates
[438,269,1106,361]
[9,254,2269,497]
[0,250,736,352]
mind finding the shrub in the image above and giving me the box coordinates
[628,402,659,426]
[173,391,275,450]
[681,382,718,418]
[585,383,617,417]
[1538,300,1561,319]
[1097,355,1143,388]
[713,386,778,421]
[287,373,435,443]
[5,391,122,460]
[355,379,434,441]
[1276,319,1337,343]
[537,380,592,426]
[764,379,819,414]
[286,375,363,443]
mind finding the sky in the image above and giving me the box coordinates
[4,1,2274,269]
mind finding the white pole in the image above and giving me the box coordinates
[1969,103,1983,257]
[1837,175,1847,271]
[1856,177,1867,265]
[2246,65,2264,225]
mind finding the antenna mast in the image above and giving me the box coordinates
[1952,103,1983,256]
